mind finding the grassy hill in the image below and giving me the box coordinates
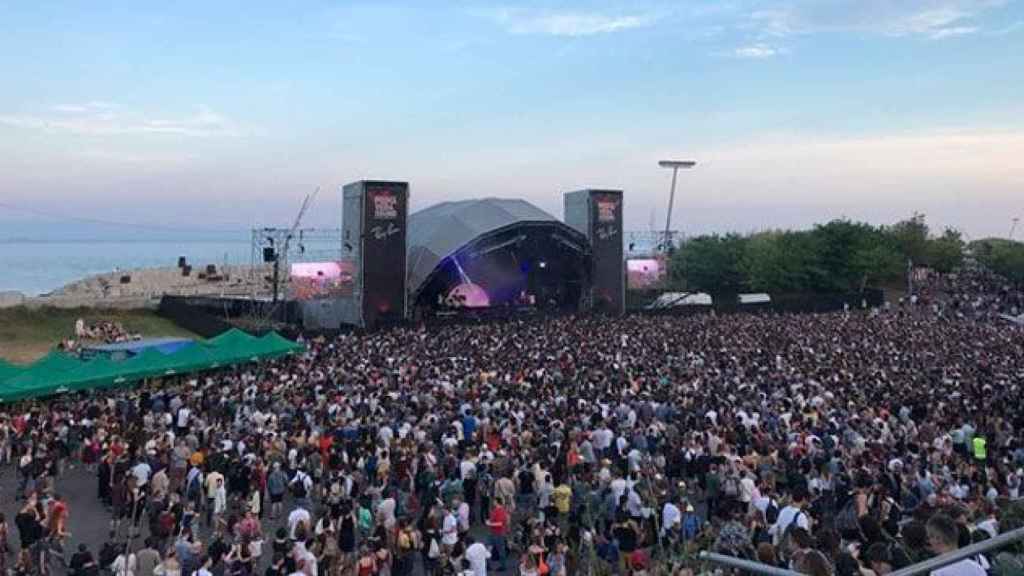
[0,307,196,364]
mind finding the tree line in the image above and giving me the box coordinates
[667,214,972,295]
[971,237,1024,285]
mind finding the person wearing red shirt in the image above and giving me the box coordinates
[318,434,332,461]
[485,497,509,571]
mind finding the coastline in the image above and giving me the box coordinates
[0,264,273,310]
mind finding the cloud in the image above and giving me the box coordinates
[731,43,785,58]
[489,8,657,37]
[928,25,979,39]
[52,101,115,114]
[744,1,1007,40]
[0,105,242,138]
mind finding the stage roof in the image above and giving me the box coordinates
[407,198,566,295]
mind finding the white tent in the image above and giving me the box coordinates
[646,292,713,310]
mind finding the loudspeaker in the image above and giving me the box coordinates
[564,189,624,315]
[342,180,409,329]
[262,247,276,263]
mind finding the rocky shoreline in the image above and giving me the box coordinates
[1,264,275,309]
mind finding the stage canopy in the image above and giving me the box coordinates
[0,329,303,403]
[407,198,590,305]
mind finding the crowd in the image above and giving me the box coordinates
[2,291,1024,576]
[919,267,1024,320]
[74,320,142,345]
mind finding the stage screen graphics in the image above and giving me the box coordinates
[627,258,663,289]
[361,182,408,325]
[289,261,354,300]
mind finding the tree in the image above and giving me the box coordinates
[925,228,965,273]
[887,212,930,266]
[811,219,884,292]
[851,242,904,292]
[741,230,824,293]
[973,239,1024,284]
[671,234,747,294]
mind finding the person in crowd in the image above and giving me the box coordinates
[0,267,1021,576]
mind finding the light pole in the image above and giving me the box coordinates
[658,160,697,252]
[1011,217,1020,241]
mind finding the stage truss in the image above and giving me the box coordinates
[626,230,680,258]
[248,227,344,299]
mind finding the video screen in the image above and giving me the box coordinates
[627,258,664,289]
[289,261,355,300]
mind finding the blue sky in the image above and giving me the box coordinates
[1,0,1022,239]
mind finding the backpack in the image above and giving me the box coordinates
[292,473,308,498]
[682,514,702,540]
[776,510,806,547]
[723,476,739,498]
[765,499,780,524]
[186,473,201,500]
[835,498,860,534]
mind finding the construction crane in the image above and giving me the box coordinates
[272,187,319,305]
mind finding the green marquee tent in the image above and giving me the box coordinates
[0,360,23,383]
[0,330,304,402]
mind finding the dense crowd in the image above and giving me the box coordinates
[920,267,1024,319]
[3,295,1024,576]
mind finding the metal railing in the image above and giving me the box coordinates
[700,526,1024,576]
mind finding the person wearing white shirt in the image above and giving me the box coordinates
[176,407,190,431]
[132,461,152,488]
[464,537,491,576]
[288,507,312,540]
[442,508,459,547]
[770,491,811,545]
[739,472,756,507]
[661,501,681,538]
[456,497,471,534]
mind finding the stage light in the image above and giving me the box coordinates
[539,261,547,269]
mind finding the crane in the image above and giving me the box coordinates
[271,187,319,305]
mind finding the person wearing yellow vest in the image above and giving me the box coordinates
[972,435,987,463]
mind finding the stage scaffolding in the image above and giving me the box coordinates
[625,230,680,257]
[248,227,344,299]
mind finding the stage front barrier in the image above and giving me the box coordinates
[700,525,1024,576]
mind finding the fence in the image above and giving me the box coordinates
[700,525,1024,576]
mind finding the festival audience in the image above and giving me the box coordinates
[4,274,1024,576]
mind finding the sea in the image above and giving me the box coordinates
[0,239,256,295]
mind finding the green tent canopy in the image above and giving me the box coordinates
[0,330,304,403]
[0,360,24,383]
[255,332,305,358]
[207,328,264,365]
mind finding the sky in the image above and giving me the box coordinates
[1,0,1022,241]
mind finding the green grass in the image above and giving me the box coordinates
[0,306,197,365]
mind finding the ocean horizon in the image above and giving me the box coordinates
[0,238,254,296]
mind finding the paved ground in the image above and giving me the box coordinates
[0,465,711,575]
[0,465,515,575]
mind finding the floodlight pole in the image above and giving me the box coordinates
[659,160,697,252]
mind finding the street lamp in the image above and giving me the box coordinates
[658,160,697,251]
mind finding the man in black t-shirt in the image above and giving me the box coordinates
[69,544,98,576]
